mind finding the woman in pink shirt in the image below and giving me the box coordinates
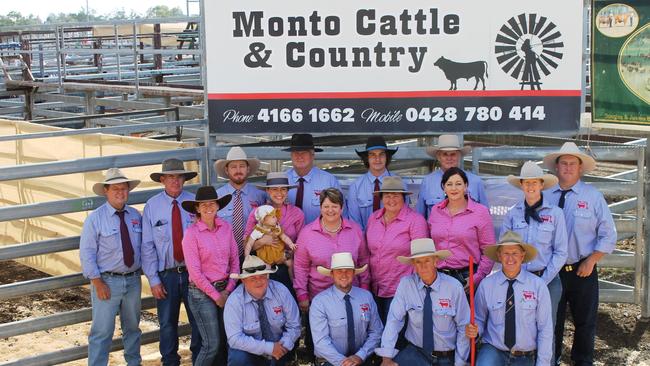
[428,167,495,290]
[365,176,429,322]
[181,186,240,366]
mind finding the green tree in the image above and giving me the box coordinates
[145,5,184,18]
[0,11,41,26]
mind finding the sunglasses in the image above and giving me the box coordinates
[242,264,276,274]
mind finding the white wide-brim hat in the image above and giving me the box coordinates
[397,238,451,264]
[230,255,278,280]
[484,231,538,264]
[542,142,596,174]
[92,167,140,196]
[317,252,368,277]
[507,161,559,190]
[214,147,261,179]
[426,134,471,158]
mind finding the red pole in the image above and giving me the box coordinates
[469,256,476,366]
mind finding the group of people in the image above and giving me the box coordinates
[79,133,616,366]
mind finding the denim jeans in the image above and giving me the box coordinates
[546,274,562,365]
[188,286,227,366]
[393,343,454,366]
[88,273,142,366]
[156,270,202,366]
[477,343,535,366]
[228,347,293,366]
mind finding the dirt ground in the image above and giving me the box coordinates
[1,260,650,366]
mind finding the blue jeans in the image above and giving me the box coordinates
[156,270,202,365]
[393,343,453,366]
[228,347,292,366]
[188,286,227,366]
[546,274,562,364]
[88,273,142,366]
[477,343,535,366]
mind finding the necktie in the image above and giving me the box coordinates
[504,279,516,349]
[372,178,380,211]
[524,196,543,224]
[232,190,244,257]
[558,189,570,209]
[171,200,184,262]
[344,294,356,356]
[295,177,305,209]
[422,286,434,354]
[115,210,134,267]
[256,298,274,341]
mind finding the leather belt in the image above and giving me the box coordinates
[563,257,588,272]
[510,350,536,357]
[103,269,140,277]
[190,279,228,292]
[432,350,455,358]
[161,266,187,274]
[530,268,545,277]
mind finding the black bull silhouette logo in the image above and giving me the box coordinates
[434,56,488,90]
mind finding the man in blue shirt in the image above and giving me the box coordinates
[224,255,301,366]
[310,252,384,366]
[376,238,470,366]
[543,142,617,366]
[416,134,488,219]
[466,231,553,366]
[284,133,342,224]
[79,168,143,366]
[141,158,201,366]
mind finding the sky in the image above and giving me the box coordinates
[4,0,199,19]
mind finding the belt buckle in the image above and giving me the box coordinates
[565,265,573,272]
[176,266,184,273]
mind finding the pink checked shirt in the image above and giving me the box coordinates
[366,205,429,298]
[428,198,495,285]
[182,218,240,302]
[293,218,369,302]
[244,203,305,242]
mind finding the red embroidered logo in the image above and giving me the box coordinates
[360,303,369,313]
[577,201,588,209]
[273,306,282,315]
[439,299,451,308]
[522,291,536,301]
[540,215,553,223]
[131,219,140,226]
[314,190,321,197]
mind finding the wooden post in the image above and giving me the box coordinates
[24,89,34,121]
[84,91,96,128]
[93,39,103,73]
[153,24,163,84]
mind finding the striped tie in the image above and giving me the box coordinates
[232,190,244,257]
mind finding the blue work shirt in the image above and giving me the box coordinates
[375,273,470,366]
[474,270,553,366]
[416,169,488,219]
[544,180,617,264]
[310,285,384,365]
[141,190,195,287]
[216,182,266,224]
[79,202,142,279]
[224,280,301,357]
[500,197,569,284]
[286,166,342,225]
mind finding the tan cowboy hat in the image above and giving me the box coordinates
[373,176,412,195]
[255,171,297,190]
[214,147,261,179]
[150,158,198,183]
[181,186,232,214]
[92,168,140,196]
[230,255,278,280]
[317,252,368,277]
[507,161,559,190]
[426,134,472,158]
[542,142,596,174]
[484,231,538,264]
[397,238,451,264]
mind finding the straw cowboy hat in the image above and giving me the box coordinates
[255,171,297,190]
[214,147,261,179]
[484,231,538,264]
[542,142,597,174]
[355,136,398,159]
[373,176,412,196]
[507,161,559,190]
[150,158,198,183]
[230,255,278,280]
[317,252,368,277]
[92,168,140,196]
[426,134,472,158]
[282,133,323,152]
[397,238,451,264]
[181,186,231,214]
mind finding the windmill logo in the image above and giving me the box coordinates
[494,14,565,90]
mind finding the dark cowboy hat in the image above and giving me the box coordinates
[181,186,232,214]
[355,136,398,159]
[282,133,323,152]
[150,158,198,183]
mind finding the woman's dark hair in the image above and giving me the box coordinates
[440,167,468,189]
[319,187,344,207]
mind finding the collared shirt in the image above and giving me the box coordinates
[293,218,369,302]
[346,170,410,231]
[216,182,267,225]
[474,270,553,366]
[182,218,239,301]
[141,190,195,287]
[544,180,617,264]
[416,169,488,219]
[375,273,470,366]
[80,202,142,279]
[428,198,495,285]
[310,286,384,365]
[244,203,305,242]
[365,205,429,298]
[224,280,301,356]
[286,166,342,224]
[500,197,569,284]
